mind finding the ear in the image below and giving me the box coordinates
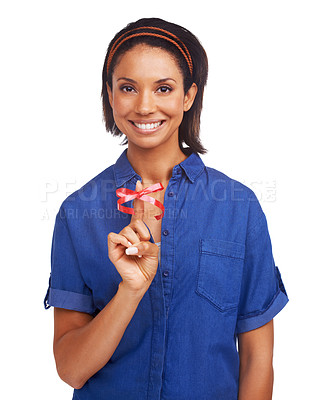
[183,83,198,112]
[106,82,113,108]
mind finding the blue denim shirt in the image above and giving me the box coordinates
[44,148,289,400]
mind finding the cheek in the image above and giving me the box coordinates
[160,95,185,116]
[112,94,132,117]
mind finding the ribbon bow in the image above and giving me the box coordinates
[116,182,165,220]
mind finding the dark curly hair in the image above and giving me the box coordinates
[101,17,209,155]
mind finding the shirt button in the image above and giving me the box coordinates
[168,191,174,197]
[163,229,169,236]
[163,270,169,277]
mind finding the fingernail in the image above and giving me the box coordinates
[127,241,132,246]
[126,246,138,255]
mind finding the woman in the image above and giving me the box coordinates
[44,17,289,399]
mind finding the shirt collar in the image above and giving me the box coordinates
[113,148,206,188]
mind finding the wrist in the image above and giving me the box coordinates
[118,281,149,301]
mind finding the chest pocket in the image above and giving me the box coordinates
[196,239,245,312]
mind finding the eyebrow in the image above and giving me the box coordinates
[117,77,176,83]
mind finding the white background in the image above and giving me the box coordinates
[1,0,316,398]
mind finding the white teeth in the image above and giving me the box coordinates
[134,121,162,129]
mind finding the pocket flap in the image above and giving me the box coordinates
[200,239,245,260]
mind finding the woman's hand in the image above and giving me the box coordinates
[107,180,160,295]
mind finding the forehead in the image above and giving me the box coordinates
[113,44,183,79]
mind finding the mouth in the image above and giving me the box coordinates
[129,120,165,133]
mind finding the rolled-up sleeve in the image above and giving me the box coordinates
[43,207,96,315]
[235,197,289,334]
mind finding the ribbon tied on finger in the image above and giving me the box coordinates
[116,182,165,220]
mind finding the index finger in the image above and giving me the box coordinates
[131,180,144,221]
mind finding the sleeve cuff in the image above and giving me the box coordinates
[235,289,289,334]
[45,287,96,315]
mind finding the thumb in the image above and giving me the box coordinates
[131,180,144,220]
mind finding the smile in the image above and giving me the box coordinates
[129,120,165,132]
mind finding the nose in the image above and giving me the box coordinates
[135,90,156,115]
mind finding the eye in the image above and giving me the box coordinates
[157,86,172,94]
[120,85,135,93]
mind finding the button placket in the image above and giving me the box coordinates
[160,175,179,316]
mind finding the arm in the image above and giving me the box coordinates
[53,283,145,390]
[238,319,274,400]
[53,180,159,390]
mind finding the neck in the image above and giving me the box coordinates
[126,143,188,187]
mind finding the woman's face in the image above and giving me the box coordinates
[107,44,197,151]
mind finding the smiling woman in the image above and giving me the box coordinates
[44,17,289,400]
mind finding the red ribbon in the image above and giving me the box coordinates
[116,182,165,220]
